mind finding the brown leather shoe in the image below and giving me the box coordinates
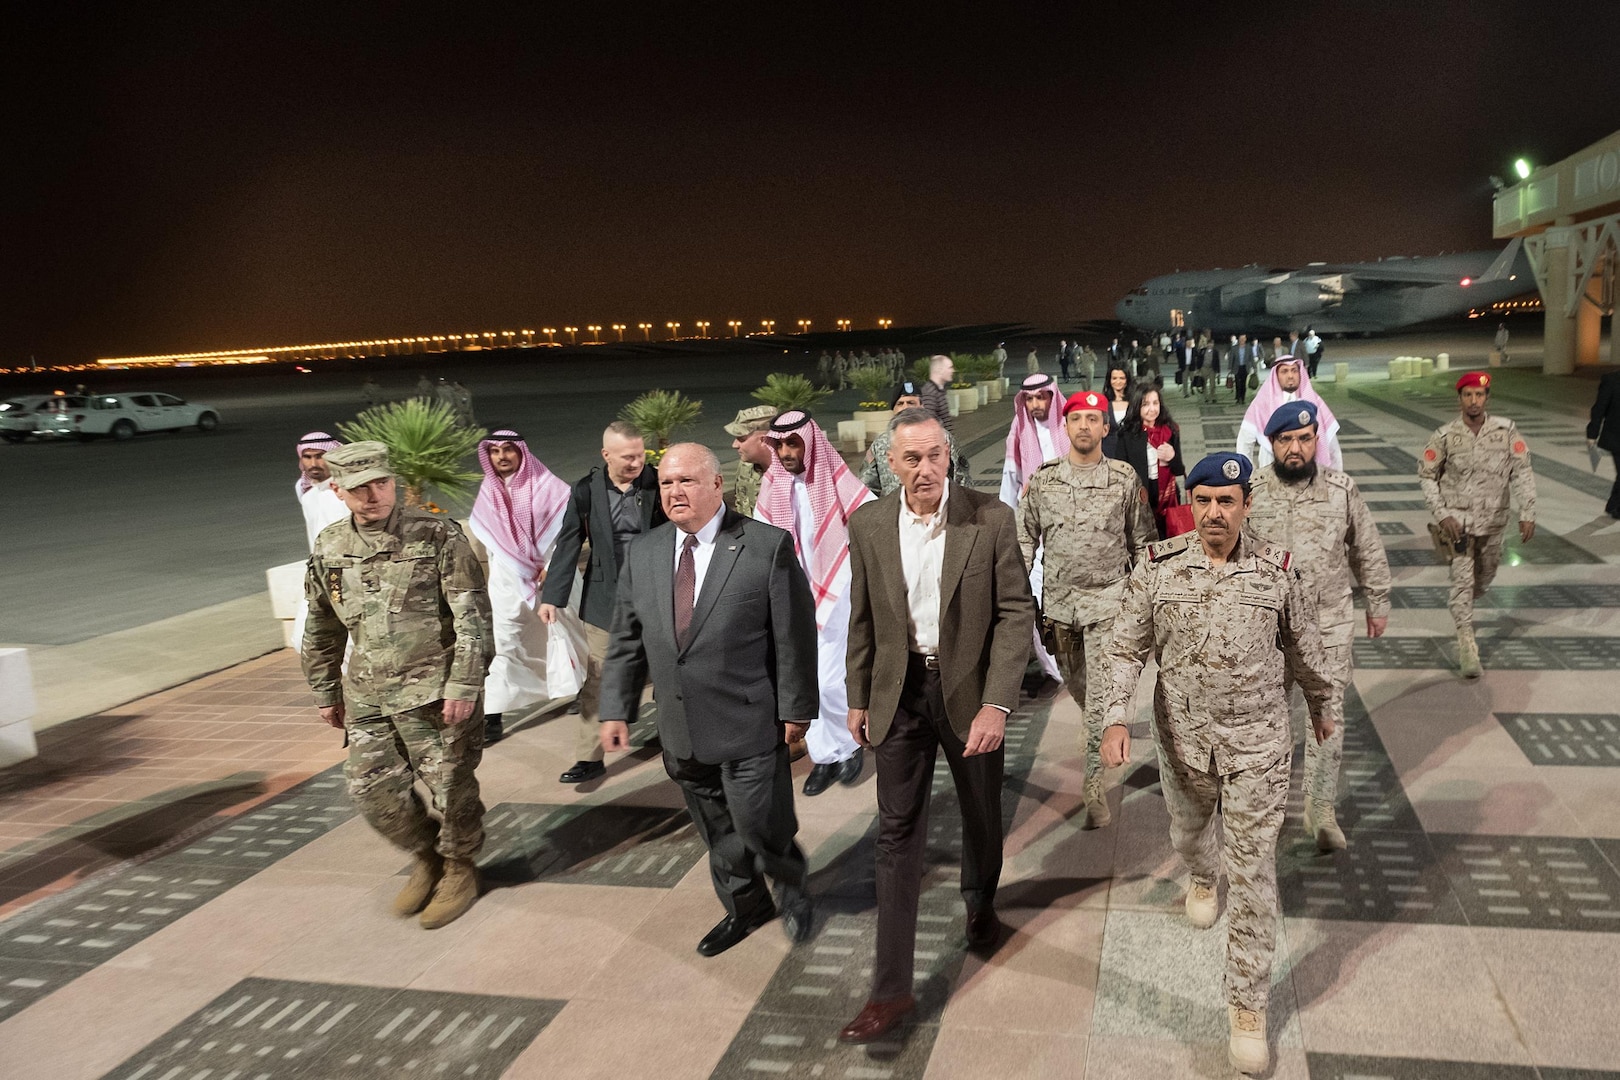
[965,906,1001,949]
[838,996,916,1043]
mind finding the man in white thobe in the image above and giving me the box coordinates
[999,373,1065,682]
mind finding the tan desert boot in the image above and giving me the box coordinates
[1228,1005,1269,1074]
[1185,880,1218,929]
[419,858,479,929]
[392,851,444,916]
[1457,625,1482,679]
[1083,772,1111,829]
[1305,799,1347,852]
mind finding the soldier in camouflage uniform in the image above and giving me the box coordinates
[1417,371,1536,678]
[302,441,495,930]
[1016,389,1154,827]
[1247,401,1391,852]
[724,404,777,518]
[863,382,970,497]
[1101,451,1338,1076]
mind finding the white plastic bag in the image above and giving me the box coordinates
[545,609,589,699]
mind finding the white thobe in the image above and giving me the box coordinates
[1235,390,1344,470]
[756,477,860,765]
[466,482,569,715]
[292,480,352,653]
[999,426,1062,680]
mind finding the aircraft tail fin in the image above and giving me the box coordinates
[1476,238,1523,284]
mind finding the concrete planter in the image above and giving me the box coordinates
[0,648,39,766]
[980,380,1002,402]
[952,388,979,413]
[853,409,890,438]
[836,420,867,453]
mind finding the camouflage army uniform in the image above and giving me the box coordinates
[1103,530,1337,1012]
[1417,413,1536,631]
[861,426,972,497]
[733,459,765,518]
[303,507,495,860]
[1247,464,1390,827]
[1017,457,1154,795]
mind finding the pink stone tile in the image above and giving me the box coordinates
[1476,927,1620,1070]
[501,999,747,1080]
[941,905,1105,1036]
[923,1028,1088,1080]
[1403,766,1587,836]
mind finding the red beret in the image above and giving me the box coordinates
[1063,390,1108,416]
[1456,371,1492,391]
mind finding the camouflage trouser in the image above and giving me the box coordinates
[1285,642,1353,807]
[1160,744,1292,1011]
[1051,617,1115,781]
[1448,531,1504,629]
[344,701,487,860]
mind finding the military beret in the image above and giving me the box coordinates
[1062,390,1107,416]
[1264,400,1319,439]
[1456,371,1491,391]
[1186,451,1252,491]
[890,382,921,408]
[323,440,394,490]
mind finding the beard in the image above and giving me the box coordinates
[1274,457,1317,484]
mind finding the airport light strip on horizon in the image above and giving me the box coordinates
[94,319,893,367]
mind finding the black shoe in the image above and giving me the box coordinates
[802,762,837,797]
[566,701,581,714]
[696,902,777,957]
[780,889,813,944]
[836,748,864,786]
[965,906,1001,950]
[559,760,605,784]
[484,714,504,745]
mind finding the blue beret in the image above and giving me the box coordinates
[1186,451,1253,490]
[1264,400,1319,439]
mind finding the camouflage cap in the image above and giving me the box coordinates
[724,404,778,437]
[323,440,394,489]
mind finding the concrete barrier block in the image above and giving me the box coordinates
[1334,361,1349,384]
[835,420,867,453]
[266,562,306,620]
[0,648,39,766]
[1437,352,1450,372]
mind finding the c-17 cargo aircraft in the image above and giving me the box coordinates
[1114,239,1532,334]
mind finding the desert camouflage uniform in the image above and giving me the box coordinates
[1417,413,1537,629]
[733,459,765,518]
[1017,457,1154,779]
[1103,530,1337,1011]
[1247,464,1390,810]
[303,506,495,860]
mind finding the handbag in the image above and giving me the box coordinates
[545,608,590,699]
[1225,374,1235,388]
[1163,501,1196,538]
[1247,370,1260,391]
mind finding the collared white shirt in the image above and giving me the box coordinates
[790,473,815,578]
[898,483,950,654]
[675,506,726,597]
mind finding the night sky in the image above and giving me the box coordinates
[7,2,1620,363]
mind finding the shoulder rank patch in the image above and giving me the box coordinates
[327,568,344,605]
[1323,469,1353,492]
[1147,532,1196,562]
[1423,448,1437,461]
[1254,541,1292,571]
[1512,439,1528,455]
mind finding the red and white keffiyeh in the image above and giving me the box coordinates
[295,431,342,495]
[1242,357,1340,467]
[1005,375,1065,482]
[757,411,874,629]
[471,430,572,605]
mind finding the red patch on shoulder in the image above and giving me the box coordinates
[1423,448,1437,461]
[1512,440,1527,454]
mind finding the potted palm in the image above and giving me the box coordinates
[339,398,484,510]
[620,389,702,465]
[751,372,832,414]
[847,366,895,437]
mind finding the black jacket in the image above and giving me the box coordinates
[540,464,666,629]
[1110,423,1186,495]
[1589,370,1620,452]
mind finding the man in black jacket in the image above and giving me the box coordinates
[539,420,666,782]
[1589,369,1620,518]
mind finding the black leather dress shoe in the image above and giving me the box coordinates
[965,906,1001,949]
[780,890,813,944]
[802,762,837,796]
[696,903,777,957]
[559,760,605,784]
[483,715,504,744]
[836,747,864,786]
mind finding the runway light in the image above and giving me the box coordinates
[1514,158,1532,180]
[1460,277,1472,287]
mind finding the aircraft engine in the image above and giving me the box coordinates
[1265,281,1332,317]
[1218,282,1266,314]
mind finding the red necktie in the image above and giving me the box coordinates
[674,533,698,649]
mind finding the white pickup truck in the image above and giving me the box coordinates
[39,392,221,441]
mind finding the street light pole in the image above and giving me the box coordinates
[639,323,653,341]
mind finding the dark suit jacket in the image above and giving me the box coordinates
[599,510,819,765]
[845,484,1035,745]
[1588,370,1620,452]
[540,465,665,629]
[1110,424,1186,495]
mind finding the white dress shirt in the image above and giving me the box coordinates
[675,505,726,597]
[898,484,949,654]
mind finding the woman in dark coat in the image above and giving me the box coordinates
[1110,385,1186,538]
[1100,365,1132,459]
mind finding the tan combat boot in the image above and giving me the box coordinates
[392,851,444,916]
[419,858,480,929]
[1083,772,1111,829]
[1304,798,1347,852]
[1228,1005,1269,1074]
[1185,880,1218,929]
[1457,625,1482,679]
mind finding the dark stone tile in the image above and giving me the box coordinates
[102,977,564,1080]
[1353,637,1447,669]
[1366,500,1429,512]
[709,1009,940,1080]
[1278,829,1465,925]
[0,956,93,1024]
[158,783,356,869]
[1429,834,1620,933]
[1307,1052,1540,1078]
[476,802,707,889]
[1495,713,1620,766]
[1377,521,1414,536]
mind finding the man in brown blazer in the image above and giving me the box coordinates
[838,409,1036,1043]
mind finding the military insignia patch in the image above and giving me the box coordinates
[1424,448,1437,461]
[1298,409,1311,426]
[327,569,344,604]
[1222,459,1241,480]
[1512,440,1527,454]
[1481,373,1491,387]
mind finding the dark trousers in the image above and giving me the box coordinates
[1607,449,1620,518]
[871,657,1004,1002]
[1233,365,1248,404]
[664,742,807,920]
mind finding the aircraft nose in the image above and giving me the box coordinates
[1114,297,1133,324]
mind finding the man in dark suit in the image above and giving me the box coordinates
[599,443,820,955]
[1589,368,1620,518]
[539,420,666,783]
[838,410,1036,1043]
